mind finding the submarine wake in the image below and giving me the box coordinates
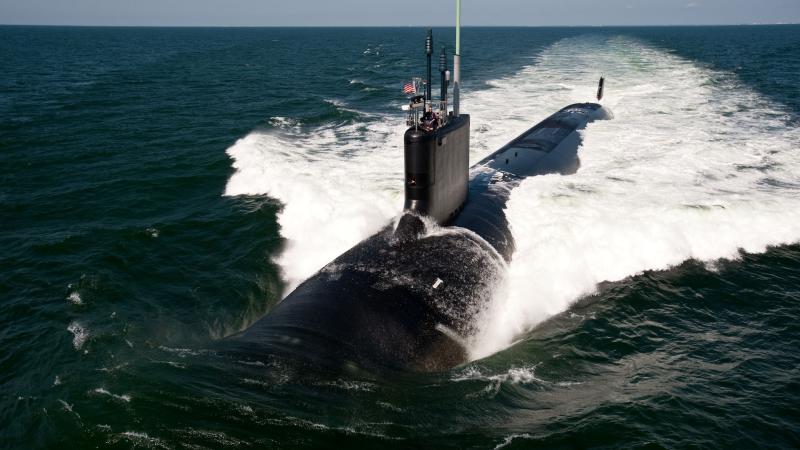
[225,35,800,363]
[224,118,405,293]
[470,36,800,358]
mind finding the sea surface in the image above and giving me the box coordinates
[2,25,800,449]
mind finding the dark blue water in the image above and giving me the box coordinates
[2,25,799,449]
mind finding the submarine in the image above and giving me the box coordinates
[228,2,611,372]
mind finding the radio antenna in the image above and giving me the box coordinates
[425,29,433,111]
[453,0,462,116]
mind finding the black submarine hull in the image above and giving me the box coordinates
[228,103,611,372]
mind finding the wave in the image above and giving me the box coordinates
[224,112,405,294]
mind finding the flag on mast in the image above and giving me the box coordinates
[403,81,416,94]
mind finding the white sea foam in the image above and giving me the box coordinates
[58,399,73,413]
[67,291,82,305]
[452,364,550,398]
[469,36,800,358]
[90,387,132,403]
[67,321,88,351]
[224,113,405,294]
[452,364,544,385]
[118,431,168,449]
[314,379,376,392]
[494,434,534,450]
[225,35,800,359]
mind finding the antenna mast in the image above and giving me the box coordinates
[439,46,448,121]
[425,29,433,112]
[453,0,462,117]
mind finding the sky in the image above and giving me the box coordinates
[1,0,798,27]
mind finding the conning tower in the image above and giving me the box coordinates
[402,10,469,225]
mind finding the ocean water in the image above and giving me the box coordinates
[2,25,800,449]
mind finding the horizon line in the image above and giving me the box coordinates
[1,22,799,28]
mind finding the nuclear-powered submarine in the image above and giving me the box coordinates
[227,8,611,372]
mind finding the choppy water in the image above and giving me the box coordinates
[2,25,800,449]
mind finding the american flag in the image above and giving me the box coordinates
[403,81,416,94]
